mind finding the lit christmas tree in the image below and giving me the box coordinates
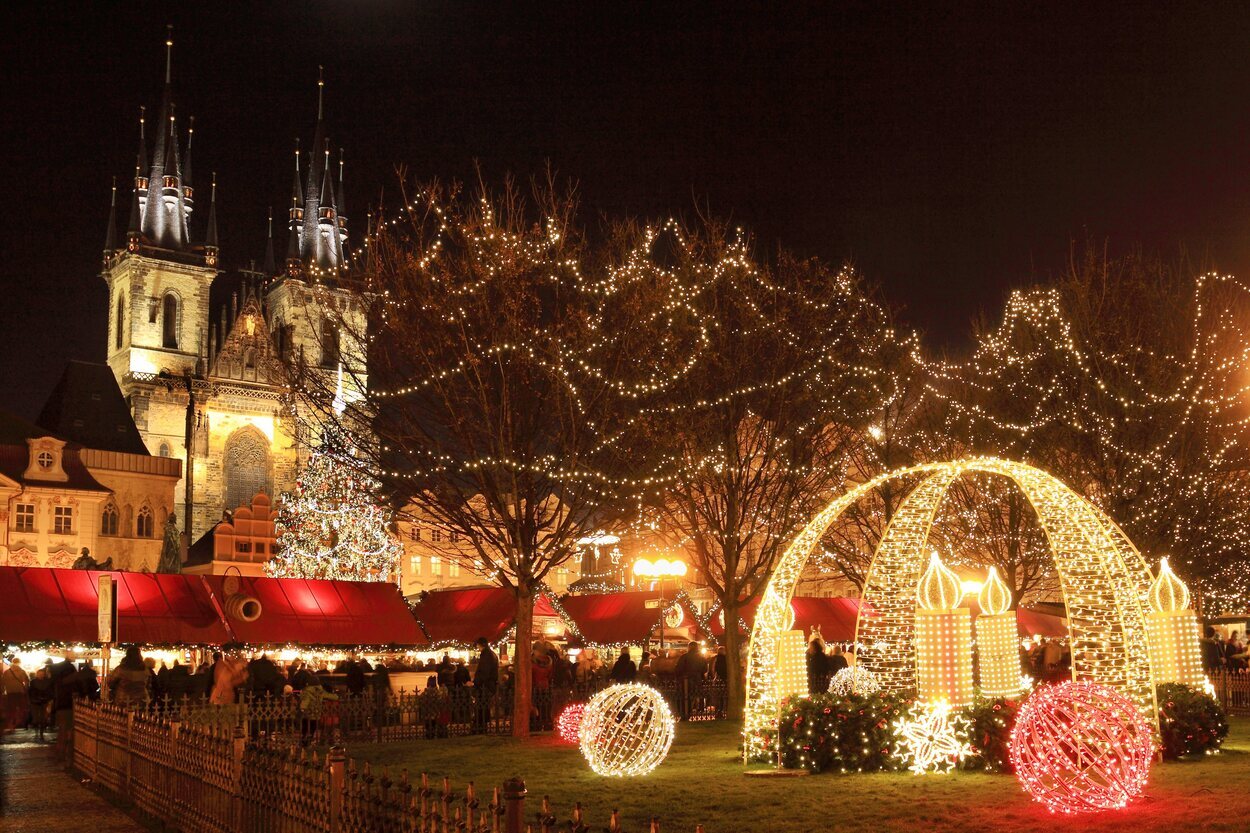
[267,384,400,582]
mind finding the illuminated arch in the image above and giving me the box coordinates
[743,457,1157,760]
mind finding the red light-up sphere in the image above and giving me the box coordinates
[557,702,587,744]
[1009,681,1155,814]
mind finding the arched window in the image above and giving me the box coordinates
[162,294,179,348]
[243,348,257,380]
[158,442,171,458]
[136,505,154,538]
[101,503,119,536]
[223,426,271,513]
[115,293,125,349]
[320,319,339,368]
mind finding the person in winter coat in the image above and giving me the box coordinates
[27,667,55,740]
[210,655,248,705]
[1,657,30,733]
[609,648,637,683]
[107,646,150,707]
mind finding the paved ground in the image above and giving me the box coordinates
[0,732,143,832]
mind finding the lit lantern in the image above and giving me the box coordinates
[975,567,1022,697]
[915,552,975,707]
[579,684,676,777]
[1010,681,1154,814]
[1144,557,1205,688]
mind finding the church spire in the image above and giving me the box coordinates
[263,207,276,276]
[138,25,194,251]
[205,172,219,261]
[103,178,119,262]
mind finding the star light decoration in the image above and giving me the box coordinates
[892,700,972,774]
[827,665,882,697]
[579,684,676,777]
[1009,681,1155,814]
[743,457,1159,763]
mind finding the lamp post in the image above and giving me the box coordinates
[634,557,688,652]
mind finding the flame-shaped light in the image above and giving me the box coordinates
[978,566,1013,616]
[1148,557,1190,613]
[917,551,962,611]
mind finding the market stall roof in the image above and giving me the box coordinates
[201,574,427,647]
[559,590,696,646]
[0,566,230,645]
[410,586,560,646]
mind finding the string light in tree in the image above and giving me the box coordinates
[827,665,881,697]
[579,684,676,777]
[892,700,972,774]
[975,567,1023,697]
[1009,680,1155,814]
[266,417,401,583]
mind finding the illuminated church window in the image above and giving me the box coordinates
[223,427,271,514]
[162,293,179,348]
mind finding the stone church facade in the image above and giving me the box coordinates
[99,37,366,546]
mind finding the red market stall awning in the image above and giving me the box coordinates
[200,574,426,647]
[1016,605,1068,638]
[0,566,230,645]
[410,586,560,646]
[559,591,695,646]
[791,596,861,643]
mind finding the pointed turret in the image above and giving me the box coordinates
[138,25,193,251]
[263,207,276,277]
[205,173,219,266]
[127,108,146,248]
[103,178,119,262]
[287,139,303,275]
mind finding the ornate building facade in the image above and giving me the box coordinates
[99,37,367,545]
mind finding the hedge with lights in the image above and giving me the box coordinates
[957,696,1020,772]
[771,691,909,774]
[1156,682,1229,759]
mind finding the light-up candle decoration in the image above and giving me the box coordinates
[774,603,807,700]
[915,551,975,707]
[975,566,1022,697]
[1144,557,1204,688]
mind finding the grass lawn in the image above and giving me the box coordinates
[348,717,1250,833]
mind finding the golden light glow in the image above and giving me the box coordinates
[918,551,963,611]
[1144,559,1204,688]
[916,607,975,707]
[743,458,1158,762]
[978,566,1012,616]
[579,684,676,777]
[1148,557,1190,613]
[775,630,807,701]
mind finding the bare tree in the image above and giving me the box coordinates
[647,230,903,716]
[301,178,688,736]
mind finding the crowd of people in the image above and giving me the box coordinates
[1204,628,1250,672]
[1,654,101,756]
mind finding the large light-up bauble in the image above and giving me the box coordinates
[827,665,881,697]
[1010,681,1155,814]
[579,684,675,776]
[892,700,972,774]
[557,702,586,744]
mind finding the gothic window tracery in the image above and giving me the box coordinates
[136,505,154,538]
[223,427,271,513]
[101,503,119,536]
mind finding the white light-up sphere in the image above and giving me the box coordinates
[828,665,881,697]
[578,684,676,777]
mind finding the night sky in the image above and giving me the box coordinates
[5,3,1250,418]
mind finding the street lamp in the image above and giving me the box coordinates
[634,557,688,652]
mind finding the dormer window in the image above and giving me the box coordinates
[36,451,53,470]
[24,437,68,483]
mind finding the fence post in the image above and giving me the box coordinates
[123,709,134,801]
[167,718,181,823]
[231,725,246,832]
[328,745,347,833]
[502,777,526,833]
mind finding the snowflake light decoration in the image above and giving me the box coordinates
[892,700,972,774]
[557,702,586,744]
[828,666,882,698]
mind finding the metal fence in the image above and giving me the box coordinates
[156,678,727,745]
[1210,669,1250,716]
[73,699,701,833]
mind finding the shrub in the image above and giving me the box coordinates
[1157,682,1229,759]
[958,696,1020,772]
[774,691,908,773]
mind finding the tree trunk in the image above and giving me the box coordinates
[511,591,533,738]
[722,598,745,718]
